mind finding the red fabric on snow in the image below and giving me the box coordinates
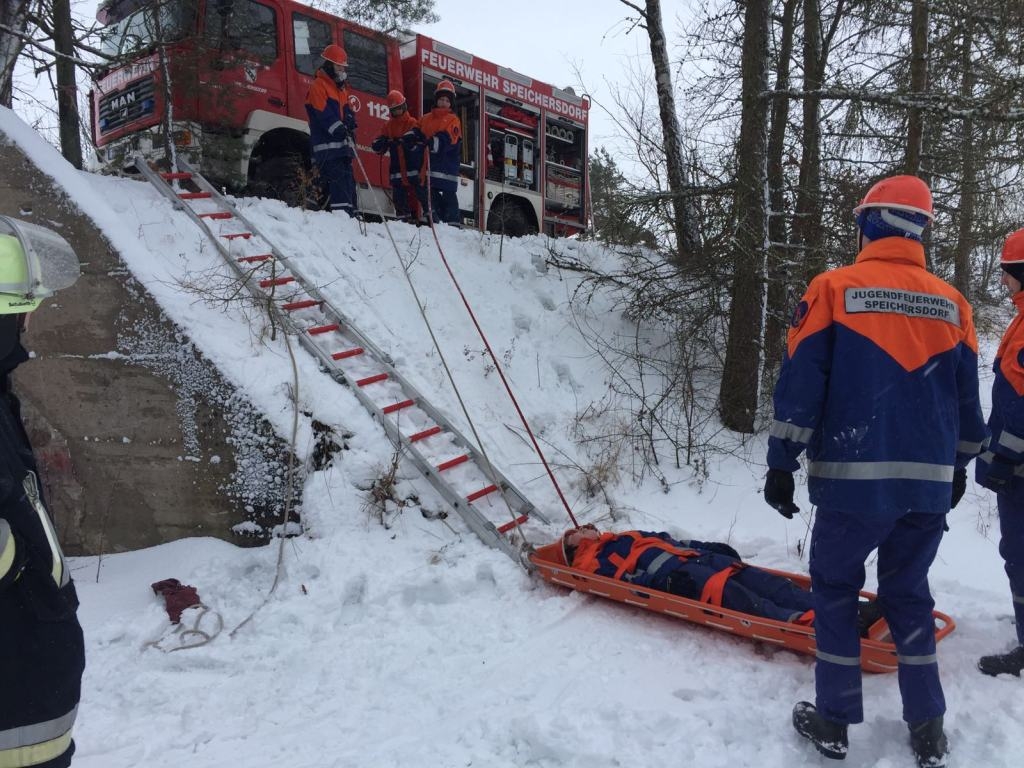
[151,578,201,624]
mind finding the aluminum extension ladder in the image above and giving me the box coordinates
[133,155,548,562]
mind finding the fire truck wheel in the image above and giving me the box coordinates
[248,154,308,208]
[487,198,537,238]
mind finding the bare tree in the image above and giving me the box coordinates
[762,0,800,386]
[0,0,32,106]
[617,0,699,266]
[903,0,929,175]
[719,0,771,434]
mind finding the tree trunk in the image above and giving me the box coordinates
[794,0,825,282]
[762,0,800,387]
[53,0,82,169]
[0,0,32,107]
[954,18,976,298]
[719,0,770,434]
[628,0,698,265]
[904,0,929,175]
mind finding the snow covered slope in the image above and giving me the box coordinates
[2,106,1022,768]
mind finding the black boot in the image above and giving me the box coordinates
[857,600,884,638]
[792,701,848,760]
[908,716,948,768]
[978,645,1024,677]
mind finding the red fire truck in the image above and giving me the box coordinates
[90,0,589,237]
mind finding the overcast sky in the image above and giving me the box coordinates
[417,0,697,155]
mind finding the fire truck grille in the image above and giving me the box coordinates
[98,77,157,134]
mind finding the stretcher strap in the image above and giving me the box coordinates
[700,562,745,606]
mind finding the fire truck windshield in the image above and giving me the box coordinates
[99,0,197,58]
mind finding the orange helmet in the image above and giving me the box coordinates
[322,44,347,67]
[435,79,456,98]
[387,90,407,110]
[1002,228,1024,267]
[853,175,934,220]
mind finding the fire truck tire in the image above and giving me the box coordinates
[248,154,309,208]
[487,198,537,238]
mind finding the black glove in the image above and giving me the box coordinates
[980,453,1017,493]
[950,466,967,508]
[371,136,388,154]
[764,469,799,519]
[706,542,741,560]
[402,128,425,148]
[343,111,357,131]
[330,123,349,142]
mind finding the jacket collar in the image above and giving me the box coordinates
[1012,291,1024,314]
[315,69,344,93]
[854,238,926,269]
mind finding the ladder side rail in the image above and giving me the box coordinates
[172,160,545,525]
[375,414,522,558]
[137,157,545,550]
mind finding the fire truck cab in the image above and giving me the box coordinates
[90,0,588,237]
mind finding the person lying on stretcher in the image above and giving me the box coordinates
[563,526,881,633]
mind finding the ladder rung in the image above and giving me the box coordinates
[466,484,499,503]
[307,323,340,335]
[237,254,272,264]
[356,373,389,387]
[199,211,233,220]
[221,232,252,240]
[160,171,192,180]
[496,514,529,534]
[282,299,320,311]
[178,191,212,200]
[408,426,442,443]
[332,347,364,361]
[436,454,469,472]
[382,398,415,414]
[259,276,295,288]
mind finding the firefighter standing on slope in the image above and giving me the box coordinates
[0,216,85,768]
[371,90,427,224]
[976,227,1024,678]
[763,175,986,768]
[305,44,358,217]
[418,79,463,225]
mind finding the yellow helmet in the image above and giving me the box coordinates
[0,216,80,315]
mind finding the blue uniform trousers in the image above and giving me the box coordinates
[392,181,427,222]
[430,186,460,225]
[810,508,945,725]
[997,493,1024,645]
[314,152,357,216]
[657,555,813,623]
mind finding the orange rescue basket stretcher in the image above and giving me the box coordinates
[529,541,956,674]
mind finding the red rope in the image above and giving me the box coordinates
[423,156,578,527]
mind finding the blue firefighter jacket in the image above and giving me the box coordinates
[767,238,987,520]
[419,107,462,193]
[1,349,84,768]
[305,69,356,159]
[977,291,1024,496]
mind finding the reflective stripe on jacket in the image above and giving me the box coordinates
[418,107,462,192]
[977,291,1024,494]
[572,530,703,587]
[0,706,77,768]
[768,238,987,518]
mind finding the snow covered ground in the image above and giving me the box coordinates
[3,106,1023,767]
